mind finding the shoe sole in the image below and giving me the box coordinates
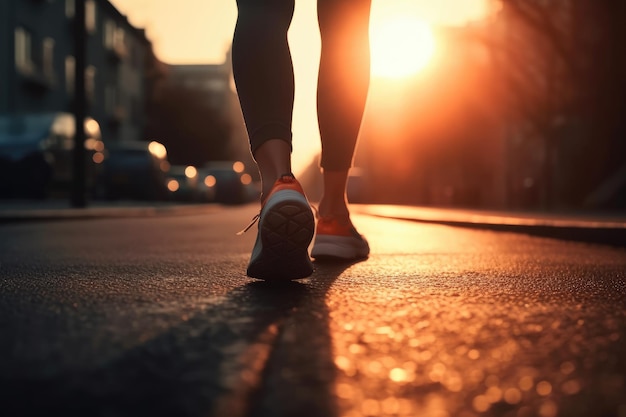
[247,192,315,281]
[311,235,370,260]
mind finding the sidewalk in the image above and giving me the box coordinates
[2,199,625,247]
[354,204,626,247]
[0,199,221,223]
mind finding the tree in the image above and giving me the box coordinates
[476,0,626,207]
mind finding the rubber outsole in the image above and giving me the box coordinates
[247,200,315,281]
[311,235,370,261]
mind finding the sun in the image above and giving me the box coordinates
[370,16,436,78]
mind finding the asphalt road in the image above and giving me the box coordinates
[1,204,625,417]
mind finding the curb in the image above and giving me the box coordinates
[355,205,626,248]
[3,202,625,248]
[0,203,223,224]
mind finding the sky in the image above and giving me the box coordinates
[109,0,491,173]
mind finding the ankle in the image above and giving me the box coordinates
[254,139,292,199]
[261,173,298,202]
[318,200,350,220]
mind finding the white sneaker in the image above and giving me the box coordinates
[245,174,315,281]
[311,216,369,260]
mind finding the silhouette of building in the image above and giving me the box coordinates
[0,0,154,144]
[166,54,253,169]
[167,64,232,119]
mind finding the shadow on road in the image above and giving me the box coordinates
[2,260,361,417]
[245,259,362,417]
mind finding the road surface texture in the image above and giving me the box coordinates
[1,204,625,417]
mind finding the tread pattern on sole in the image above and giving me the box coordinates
[247,201,315,281]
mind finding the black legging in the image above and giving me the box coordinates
[232,0,371,171]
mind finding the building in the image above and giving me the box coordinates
[0,0,154,144]
[167,64,232,119]
[166,55,253,169]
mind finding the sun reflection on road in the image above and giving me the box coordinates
[320,215,577,417]
[325,281,555,417]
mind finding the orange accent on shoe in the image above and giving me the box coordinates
[316,216,357,238]
[261,174,307,206]
[311,214,369,260]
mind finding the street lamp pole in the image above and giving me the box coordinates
[71,0,87,208]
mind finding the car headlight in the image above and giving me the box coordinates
[167,179,179,192]
[204,175,216,187]
[240,173,252,185]
[92,152,105,164]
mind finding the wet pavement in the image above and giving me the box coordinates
[1,204,625,417]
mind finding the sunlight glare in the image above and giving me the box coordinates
[370,17,435,78]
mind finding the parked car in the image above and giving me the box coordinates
[101,140,170,201]
[166,165,201,202]
[0,112,105,198]
[202,161,257,204]
[195,167,217,203]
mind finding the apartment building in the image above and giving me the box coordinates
[0,0,154,143]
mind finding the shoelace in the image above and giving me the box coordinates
[237,173,298,236]
[236,213,260,235]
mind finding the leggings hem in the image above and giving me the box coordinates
[249,123,293,155]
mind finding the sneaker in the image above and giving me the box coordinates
[311,215,369,260]
[246,174,315,281]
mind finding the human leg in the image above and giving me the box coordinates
[232,0,315,279]
[312,0,371,260]
[316,0,371,218]
[232,0,296,197]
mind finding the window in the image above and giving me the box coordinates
[114,26,125,51]
[65,55,75,94]
[104,20,115,49]
[67,0,97,33]
[15,27,33,74]
[66,59,96,100]
[85,0,96,33]
[85,65,96,101]
[104,20,127,57]
[42,38,55,79]
[65,0,75,18]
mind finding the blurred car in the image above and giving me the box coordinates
[101,141,169,201]
[166,165,201,202]
[0,112,105,199]
[202,161,257,204]
[195,168,217,203]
